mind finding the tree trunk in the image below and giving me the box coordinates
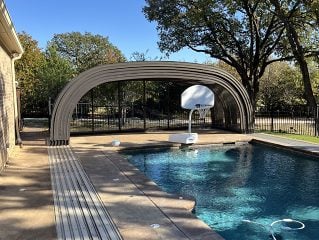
[286,23,316,107]
[270,0,317,108]
[240,74,258,111]
[299,58,316,107]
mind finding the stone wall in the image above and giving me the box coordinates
[0,45,16,171]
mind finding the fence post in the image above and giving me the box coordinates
[316,104,319,137]
[270,109,274,132]
[118,81,122,131]
[143,80,146,130]
[91,89,95,133]
[167,83,170,129]
[48,97,51,131]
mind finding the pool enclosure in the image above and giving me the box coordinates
[50,62,253,145]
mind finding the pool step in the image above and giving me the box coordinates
[48,146,122,240]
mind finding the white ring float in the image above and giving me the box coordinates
[243,218,305,240]
[270,218,305,231]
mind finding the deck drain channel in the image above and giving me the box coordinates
[48,146,122,240]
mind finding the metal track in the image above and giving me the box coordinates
[48,146,122,240]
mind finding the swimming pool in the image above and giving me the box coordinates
[125,143,319,240]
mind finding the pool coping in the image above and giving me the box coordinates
[73,146,225,240]
[103,135,319,239]
[70,131,319,240]
[251,133,319,158]
[7,128,319,240]
[105,150,224,240]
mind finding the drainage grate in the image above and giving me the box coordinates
[48,146,122,240]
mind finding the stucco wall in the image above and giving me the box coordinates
[0,45,15,171]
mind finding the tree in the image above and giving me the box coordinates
[48,32,126,74]
[258,62,304,109]
[303,0,319,25]
[48,32,127,106]
[269,0,319,107]
[130,50,167,61]
[143,0,291,108]
[15,32,45,116]
[38,46,75,101]
[212,60,241,81]
[217,58,319,109]
[307,60,319,102]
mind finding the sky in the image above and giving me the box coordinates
[4,0,212,63]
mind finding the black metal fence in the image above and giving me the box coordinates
[45,79,319,137]
[70,103,213,133]
[71,104,319,136]
[254,105,319,136]
[22,104,49,118]
[68,80,214,134]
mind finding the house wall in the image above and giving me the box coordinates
[0,45,15,171]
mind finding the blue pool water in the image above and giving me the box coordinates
[125,143,319,240]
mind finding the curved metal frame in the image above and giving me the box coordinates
[50,62,253,145]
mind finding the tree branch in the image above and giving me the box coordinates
[201,14,244,72]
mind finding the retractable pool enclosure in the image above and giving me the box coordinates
[50,62,253,145]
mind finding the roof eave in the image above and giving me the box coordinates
[0,0,23,56]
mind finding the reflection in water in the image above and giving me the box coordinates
[126,144,319,240]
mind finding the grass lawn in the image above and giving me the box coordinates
[264,132,319,144]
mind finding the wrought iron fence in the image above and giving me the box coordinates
[254,105,319,136]
[70,103,212,134]
[46,79,319,137]
[64,103,319,137]
[64,80,214,134]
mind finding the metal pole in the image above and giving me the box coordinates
[167,83,170,129]
[118,81,122,131]
[316,104,319,137]
[188,109,195,133]
[91,89,95,133]
[271,108,274,132]
[48,97,51,130]
[143,80,146,130]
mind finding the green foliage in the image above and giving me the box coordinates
[258,62,304,109]
[49,32,126,74]
[143,0,319,108]
[16,31,127,117]
[271,0,319,57]
[48,32,127,106]
[308,60,319,101]
[143,0,288,106]
[266,132,319,144]
[38,46,75,101]
[15,32,45,115]
[211,60,241,81]
[214,59,319,109]
[269,0,319,107]
[130,50,167,61]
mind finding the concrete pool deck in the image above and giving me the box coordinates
[1,128,319,240]
[252,133,319,156]
[0,128,56,240]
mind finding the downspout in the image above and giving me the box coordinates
[11,52,23,146]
